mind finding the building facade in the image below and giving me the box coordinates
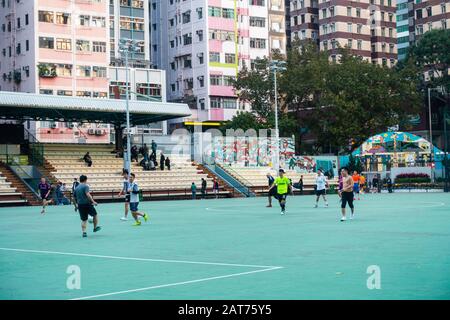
[0,0,166,142]
[151,0,286,128]
[289,0,398,67]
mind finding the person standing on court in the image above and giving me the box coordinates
[268,169,291,215]
[266,172,275,207]
[314,169,329,208]
[340,168,355,221]
[74,175,101,238]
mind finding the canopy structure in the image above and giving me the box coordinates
[0,91,191,126]
[353,131,443,157]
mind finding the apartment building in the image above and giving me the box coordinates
[0,0,167,142]
[289,0,397,67]
[409,0,449,42]
[151,0,285,127]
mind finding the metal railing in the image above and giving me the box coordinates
[23,127,44,166]
[4,159,41,199]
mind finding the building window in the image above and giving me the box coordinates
[183,33,192,45]
[93,92,108,98]
[197,7,203,19]
[79,15,90,26]
[182,10,191,24]
[77,91,92,97]
[92,41,106,53]
[250,17,266,27]
[38,11,54,23]
[347,39,353,49]
[76,40,90,52]
[39,37,54,49]
[76,66,91,77]
[57,90,72,96]
[56,12,71,25]
[56,64,72,76]
[56,38,72,51]
[225,53,236,64]
[26,40,29,51]
[210,75,222,86]
[40,89,53,95]
[91,16,106,28]
[209,52,220,63]
[25,14,29,25]
[250,38,266,49]
[357,40,362,50]
[92,66,107,78]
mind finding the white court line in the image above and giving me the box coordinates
[71,267,283,300]
[0,247,281,269]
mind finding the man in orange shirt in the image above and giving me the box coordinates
[359,175,366,195]
[352,171,361,200]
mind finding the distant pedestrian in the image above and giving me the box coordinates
[201,178,207,199]
[298,175,304,194]
[83,152,92,167]
[266,172,275,207]
[165,157,171,171]
[160,153,166,171]
[212,179,220,199]
[191,182,197,200]
[151,140,157,158]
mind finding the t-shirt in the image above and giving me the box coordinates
[316,175,327,191]
[191,184,197,192]
[352,174,360,184]
[268,176,275,187]
[38,182,51,197]
[128,182,139,203]
[74,184,91,205]
[274,176,290,195]
[360,176,366,185]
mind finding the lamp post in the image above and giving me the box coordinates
[118,39,140,172]
[270,60,287,173]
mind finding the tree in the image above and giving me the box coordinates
[232,58,274,119]
[407,29,450,92]
[297,49,421,154]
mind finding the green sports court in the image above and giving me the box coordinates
[0,193,449,300]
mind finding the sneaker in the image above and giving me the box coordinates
[93,226,101,232]
[120,217,128,221]
[351,213,354,220]
[340,216,347,222]
[266,205,272,208]
[82,232,87,238]
[132,221,141,226]
[143,214,149,222]
[314,204,318,208]
[40,209,45,214]
[280,209,285,215]
[325,203,329,207]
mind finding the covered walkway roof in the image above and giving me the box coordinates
[0,91,191,126]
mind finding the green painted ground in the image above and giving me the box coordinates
[0,192,449,300]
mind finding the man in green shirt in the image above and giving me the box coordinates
[269,169,291,215]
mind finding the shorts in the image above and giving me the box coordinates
[341,191,354,209]
[130,202,139,212]
[125,194,130,203]
[268,187,277,197]
[275,193,288,202]
[353,183,360,193]
[40,193,50,201]
[316,189,326,196]
[78,204,98,221]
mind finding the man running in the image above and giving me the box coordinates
[118,169,130,221]
[352,171,361,200]
[266,172,275,207]
[340,168,355,221]
[212,178,219,199]
[314,169,329,208]
[128,173,149,226]
[74,175,101,237]
[269,169,291,215]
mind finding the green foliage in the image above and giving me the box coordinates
[406,29,450,92]
[228,42,422,154]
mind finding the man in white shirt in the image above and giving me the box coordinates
[314,169,329,208]
[128,173,149,226]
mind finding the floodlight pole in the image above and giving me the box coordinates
[125,50,131,173]
[273,66,280,173]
